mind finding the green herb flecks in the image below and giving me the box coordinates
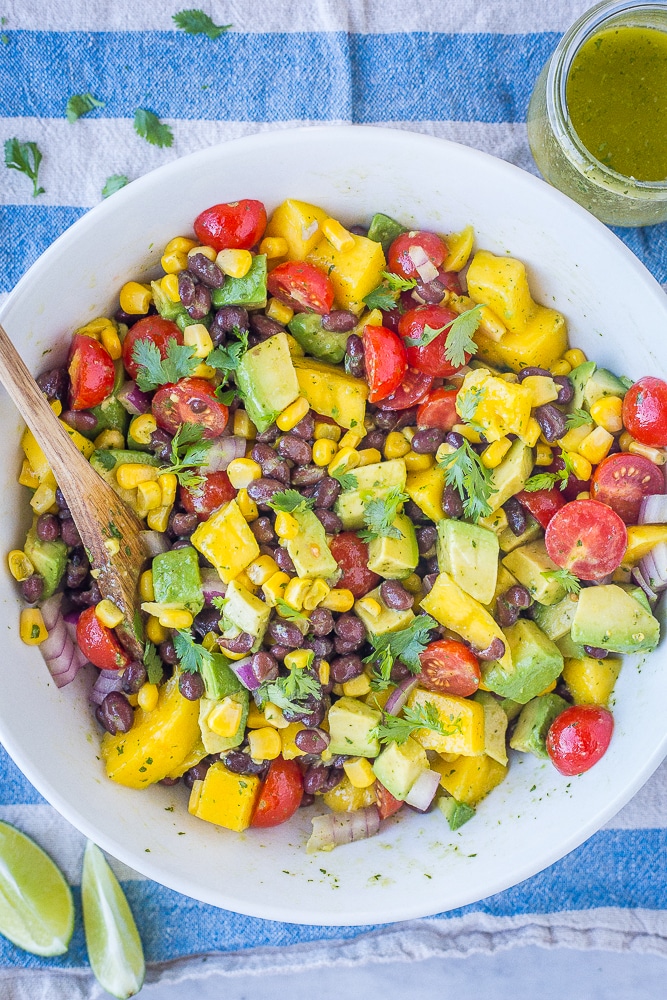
[102,174,129,198]
[358,487,409,542]
[4,138,44,197]
[66,92,104,123]
[133,109,174,149]
[329,469,358,491]
[259,667,319,714]
[162,423,213,491]
[565,408,593,430]
[373,702,462,746]
[364,614,439,683]
[363,271,417,311]
[542,568,581,595]
[172,9,232,39]
[133,337,200,391]
[274,598,310,624]
[438,438,496,522]
[173,629,215,674]
[267,489,316,515]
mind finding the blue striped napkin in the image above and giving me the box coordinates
[1,2,666,995]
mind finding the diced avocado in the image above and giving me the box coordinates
[372,737,428,801]
[191,499,260,584]
[89,448,161,511]
[437,519,499,605]
[335,459,407,529]
[292,355,368,429]
[211,254,267,310]
[487,440,533,512]
[286,509,338,579]
[556,633,587,659]
[569,361,597,410]
[571,584,660,653]
[88,360,129,438]
[437,795,476,831]
[288,312,348,364]
[354,586,415,636]
[620,583,653,614]
[152,546,203,615]
[531,593,579,640]
[498,514,542,554]
[509,693,568,758]
[367,513,418,579]
[366,213,407,254]
[583,367,629,409]
[23,526,67,599]
[235,332,300,432]
[502,539,565,606]
[198,691,249,754]
[327,696,381,757]
[481,619,564,704]
[199,651,243,702]
[151,280,210,331]
[220,578,270,642]
[473,690,508,766]
[499,698,523,722]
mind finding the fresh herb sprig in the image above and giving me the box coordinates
[267,489,315,515]
[373,702,462,746]
[102,174,129,198]
[522,472,559,492]
[455,384,486,435]
[162,423,213,490]
[438,438,496,522]
[173,629,215,673]
[274,598,310,624]
[143,642,164,685]
[259,666,319,714]
[172,9,232,39]
[364,614,439,683]
[329,469,358,491]
[4,138,44,197]
[132,337,200,391]
[363,271,417,311]
[66,92,104,123]
[208,327,249,379]
[542,568,581,595]
[358,487,409,542]
[404,305,484,367]
[565,408,593,430]
[133,108,174,149]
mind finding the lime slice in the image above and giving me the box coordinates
[82,841,145,999]
[0,820,74,956]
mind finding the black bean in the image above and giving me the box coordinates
[177,270,197,307]
[170,511,198,537]
[193,607,220,640]
[60,518,81,548]
[250,651,279,684]
[291,465,325,486]
[251,443,291,482]
[344,334,365,379]
[267,620,304,648]
[122,661,147,693]
[495,597,519,628]
[255,423,280,443]
[159,776,180,786]
[277,435,312,464]
[404,498,429,523]
[411,427,446,454]
[295,728,330,754]
[553,375,574,406]
[534,403,567,443]
[416,525,438,555]
[61,409,98,435]
[362,429,386,451]
[250,516,276,545]
[36,513,60,542]
[186,284,211,320]
[505,584,532,609]
[422,572,439,595]
[188,252,225,288]
[268,643,290,662]
[183,760,212,789]
[247,477,287,507]
[414,275,450,304]
[334,613,365,644]
[380,580,414,610]
[274,546,296,574]
[222,749,268,776]
[250,314,284,340]
[219,631,254,654]
[304,636,335,659]
[36,367,69,403]
[171,538,193,552]
[504,496,527,536]
[583,645,609,659]
[322,310,357,333]
[65,557,88,590]
[445,431,465,449]
[115,307,147,327]
[303,764,330,794]
[158,639,179,665]
[314,508,343,534]
[289,411,315,440]
[20,574,44,603]
[282,692,327,727]
[149,428,174,462]
[179,671,205,701]
[300,792,315,808]
[476,637,506,661]
[330,653,364,683]
[309,607,334,636]
[310,476,341,510]
[69,580,102,607]
[99,692,134,735]
[443,485,464,518]
[517,366,552,381]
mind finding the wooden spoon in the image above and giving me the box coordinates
[0,322,147,660]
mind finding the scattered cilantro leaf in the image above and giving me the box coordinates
[102,174,128,198]
[373,702,462,746]
[455,385,486,434]
[364,614,439,680]
[329,469,358,491]
[523,472,559,492]
[211,596,227,612]
[208,339,246,378]
[358,487,408,542]
[162,422,213,490]
[215,386,243,405]
[542,568,581,595]
[133,337,200,391]
[438,439,496,522]
[94,450,117,471]
[133,108,174,149]
[173,629,215,673]
[444,306,484,367]
[66,92,104,123]
[143,642,164,685]
[4,138,44,197]
[383,271,417,293]
[565,408,593,430]
[274,598,310,624]
[362,285,398,312]
[172,9,232,39]
[267,489,315,514]
[403,323,447,349]
[259,667,320,714]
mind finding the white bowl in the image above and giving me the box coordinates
[1,126,666,926]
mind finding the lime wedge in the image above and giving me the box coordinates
[82,841,145,999]
[0,820,74,956]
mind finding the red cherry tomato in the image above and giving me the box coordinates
[375,368,434,411]
[622,377,667,447]
[544,499,627,580]
[362,325,408,403]
[398,305,468,377]
[180,471,236,521]
[193,199,267,251]
[375,781,404,819]
[67,334,116,411]
[388,231,447,280]
[251,757,304,828]
[152,377,229,439]
[122,316,183,380]
[76,606,130,671]
[267,261,334,315]
[546,705,614,776]
[418,639,481,697]
[329,533,381,598]
[515,487,566,529]
[416,387,459,431]
[591,452,665,524]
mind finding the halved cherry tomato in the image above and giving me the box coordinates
[76,606,130,671]
[417,387,459,430]
[152,377,229,439]
[267,261,334,315]
[515,488,566,529]
[180,471,236,521]
[375,780,404,820]
[544,499,627,580]
[363,325,408,403]
[398,305,468,377]
[329,533,380,598]
[250,756,303,828]
[68,334,116,411]
[622,376,667,447]
[122,316,183,380]
[591,452,665,524]
[193,199,267,251]
[375,368,434,411]
[546,705,614,776]
[388,231,447,280]
[418,639,480,697]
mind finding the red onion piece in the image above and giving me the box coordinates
[306,806,381,853]
[404,769,441,811]
[227,655,260,690]
[90,668,124,706]
[63,609,81,626]
[640,542,667,591]
[206,436,247,472]
[116,380,151,415]
[632,565,659,603]
[639,495,667,523]
[384,676,419,716]
[201,569,227,605]
[139,529,171,557]
[40,594,62,631]
[37,594,86,687]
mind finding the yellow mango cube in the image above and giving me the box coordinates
[437,753,508,806]
[456,369,532,442]
[475,306,568,374]
[322,776,377,813]
[405,465,447,521]
[562,656,621,706]
[407,687,485,757]
[443,225,474,271]
[292,356,368,429]
[307,233,386,314]
[623,525,667,566]
[191,499,260,583]
[264,199,329,260]
[188,762,261,832]
[467,251,536,333]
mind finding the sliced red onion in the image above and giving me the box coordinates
[40,594,62,631]
[38,594,87,688]
[404,769,441,812]
[306,806,381,853]
[590,574,614,586]
[201,569,227,605]
[639,494,667,523]
[406,244,439,284]
[384,676,419,716]
[90,668,124,706]
[63,609,81,626]
[228,655,260,690]
[632,565,659,603]
[639,542,667,592]
[139,529,171,557]
[206,436,247,472]
[116,380,151,415]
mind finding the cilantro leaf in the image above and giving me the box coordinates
[522,472,559,492]
[565,408,593,430]
[267,489,315,514]
[438,439,496,522]
[455,384,486,434]
[274,598,311,624]
[173,629,215,673]
[4,138,44,197]
[542,568,581,595]
[208,339,246,378]
[143,642,164,685]
[133,108,174,149]
[215,386,243,406]
[211,595,227,612]
[364,614,439,680]
[372,702,462,746]
[383,271,417,293]
[66,92,104,123]
[443,306,484,367]
[259,667,320,714]
[132,337,200,391]
[362,285,399,312]
[358,487,408,542]
[172,9,232,39]
[329,469,358,491]
[162,423,213,489]
[102,174,129,198]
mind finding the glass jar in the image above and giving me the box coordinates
[527,0,667,226]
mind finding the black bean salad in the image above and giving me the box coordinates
[9,197,667,852]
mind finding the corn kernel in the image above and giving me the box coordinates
[202,631,218,652]
[590,395,624,433]
[404,450,435,471]
[401,427,415,444]
[216,248,253,279]
[137,682,159,713]
[94,599,124,629]
[94,429,125,450]
[104,537,120,558]
[100,325,122,361]
[246,702,268,728]
[161,250,189,274]
[266,297,294,325]
[353,308,383,336]
[165,236,198,255]
[322,217,355,253]
[550,358,572,376]
[119,281,153,314]
[357,597,382,618]
[74,316,113,341]
[191,363,217,379]
[156,473,177,509]
[563,348,587,368]
[320,588,355,613]
[221,641,254,661]
[262,571,290,606]
[356,447,382,467]
[283,576,313,610]
[236,487,258,522]
[30,482,56,514]
[259,236,289,259]
[130,413,158,446]
[480,437,512,470]
[435,442,456,464]
[628,441,667,465]
[246,554,279,586]
[328,446,360,477]
[158,608,194,630]
[139,570,155,602]
[303,578,331,611]
[331,684,345,697]
[116,463,159,490]
[276,396,310,432]
[183,323,214,358]
[234,569,258,594]
[619,431,635,452]
[402,572,422,594]
[232,409,257,440]
[343,756,376,788]
[384,431,411,459]
[146,615,168,644]
[342,673,372,698]
[263,703,290,729]
[558,422,594,453]
[499,372,520,384]
[338,430,364,450]
[576,491,591,500]
[318,659,330,686]
[207,697,243,738]
[284,648,314,671]
[136,480,163,515]
[452,422,483,444]
[578,425,614,465]
[8,550,34,582]
[535,442,554,466]
[275,511,299,540]
[159,273,181,303]
[567,451,593,481]
[522,375,560,407]
[227,457,262,490]
[284,333,305,357]
[19,607,47,645]
[312,438,338,466]
[18,460,40,489]
[187,244,217,261]
[314,421,342,442]
[248,727,282,761]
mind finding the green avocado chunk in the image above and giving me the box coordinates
[199,651,243,702]
[487,440,533,512]
[152,546,203,616]
[221,578,270,645]
[502,539,565,606]
[89,448,161,512]
[211,254,267,310]
[531,594,579,641]
[335,459,407,530]
[372,737,428,800]
[509,693,568,758]
[582,367,630,408]
[235,331,299,432]
[327,697,381,757]
[88,360,129,438]
[481,619,564,704]
[285,509,338,579]
[437,519,499,605]
[24,526,67,599]
[288,312,349,364]
[367,513,418,580]
[569,361,597,410]
[367,213,407,254]
[571,584,660,653]
[438,795,476,831]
